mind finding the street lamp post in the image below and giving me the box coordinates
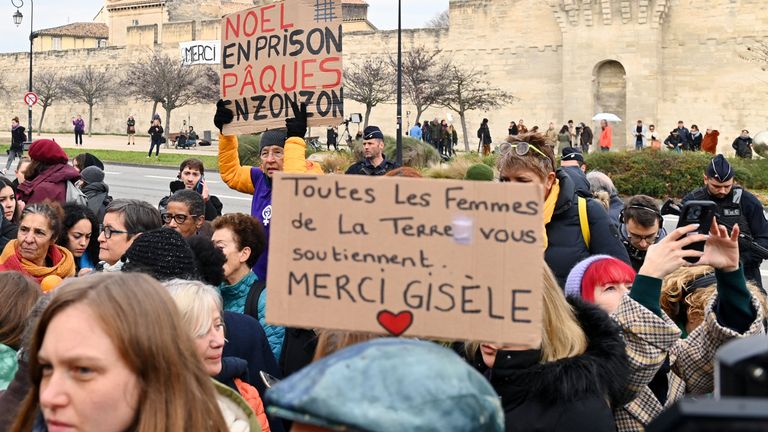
[12,0,36,143]
[395,0,403,166]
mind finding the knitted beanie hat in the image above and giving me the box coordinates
[464,163,494,181]
[564,255,614,299]
[260,129,287,151]
[80,166,105,184]
[29,139,68,164]
[123,228,197,281]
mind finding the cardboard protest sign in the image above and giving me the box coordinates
[266,174,544,346]
[180,40,221,65]
[220,0,343,135]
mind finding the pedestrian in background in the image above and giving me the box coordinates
[509,121,518,136]
[147,118,164,159]
[599,119,612,152]
[72,114,85,146]
[632,120,647,151]
[702,128,719,154]
[6,117,25,175]
[557,124,570,155]
[664,129,682,153]
[126,115,136,145]
[647,124,661,150]
[579,122,593,154]
[690,124,703,151]
[409,122,422,141]
[326,126,338,151]
[732,129,753,159]
[477,118,492,156]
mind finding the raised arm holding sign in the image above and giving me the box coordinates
[220,0,344,135]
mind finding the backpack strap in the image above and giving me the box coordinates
[244,279,267,319]
[578,196,591,249]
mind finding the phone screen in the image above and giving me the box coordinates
[676,200,717,263]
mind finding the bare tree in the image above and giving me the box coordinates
[124,53,215,138]
[66,66,116,136]
[344,57,394,128]
[743,41,768,71]
[33,70,65,131]
[438,66,512,151]
[425,10,449,28]
[121,59,165,121]
[393,46,450,123]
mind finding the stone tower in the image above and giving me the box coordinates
[549,0,671,148]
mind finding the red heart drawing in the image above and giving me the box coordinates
[376,310,414,337]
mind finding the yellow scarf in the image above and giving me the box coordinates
[542,179,560,249]
[0,240,76,290]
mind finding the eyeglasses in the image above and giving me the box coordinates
[260,149,284,160]
[627,232,660,244]
[499,142,554,168]
[100,225,130,239]
[161,213,200,225]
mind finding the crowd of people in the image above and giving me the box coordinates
[0,100,766,432]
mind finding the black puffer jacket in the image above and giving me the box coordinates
[82,181,110,223]
[546,170,630,287]
[490,298,630,432]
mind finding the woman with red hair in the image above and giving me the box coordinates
[566,221,765,431]
[565,254,636,313]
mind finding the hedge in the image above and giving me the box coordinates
[584,149,768,198]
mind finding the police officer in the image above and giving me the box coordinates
[682,154,768,289]
[619,195,667,271]
[345,126,399,176]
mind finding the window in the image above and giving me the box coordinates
[51,37,61,50]
[98,39,107,48]
[131,19,139,26]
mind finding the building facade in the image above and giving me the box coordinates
[0,0,766,153]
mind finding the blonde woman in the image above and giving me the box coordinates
[165,279,269,432]
[497,133,629,286]
[11,273,229,432]
[466,265,629,431]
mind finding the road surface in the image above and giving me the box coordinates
[6,161,252,215]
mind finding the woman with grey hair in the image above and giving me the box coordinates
[586,170,624,228]
[164,279,271,432]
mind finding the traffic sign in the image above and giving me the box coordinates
[23,92,38,106]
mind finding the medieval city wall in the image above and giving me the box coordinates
[0,0,765,154]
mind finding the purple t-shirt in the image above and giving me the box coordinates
[250,167,272,280]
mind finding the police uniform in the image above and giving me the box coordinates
[682,155,768,289]
[345,125,399,176]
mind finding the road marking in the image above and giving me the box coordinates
[142,175,219,184]
[105,171,121,175]
[218,194,251,201]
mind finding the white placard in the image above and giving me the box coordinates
[180,40,221,65]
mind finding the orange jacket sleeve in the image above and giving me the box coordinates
[218,134,256,194]
[234,378,271,432]
[283,136,323,174]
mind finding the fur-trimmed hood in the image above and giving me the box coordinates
[490,297,630,409]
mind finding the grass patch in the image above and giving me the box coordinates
[0,144,219,169]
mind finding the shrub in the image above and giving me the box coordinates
[237,134,262,166]
[350,136,440,168]
[584,149,768,198]
[320,151,355,173]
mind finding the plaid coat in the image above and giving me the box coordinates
[611,294,765,431]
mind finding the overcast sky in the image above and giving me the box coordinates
[0,0,449,53]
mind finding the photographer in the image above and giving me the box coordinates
[682,154,768,290]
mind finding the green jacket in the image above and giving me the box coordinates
[0,343,17,390]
